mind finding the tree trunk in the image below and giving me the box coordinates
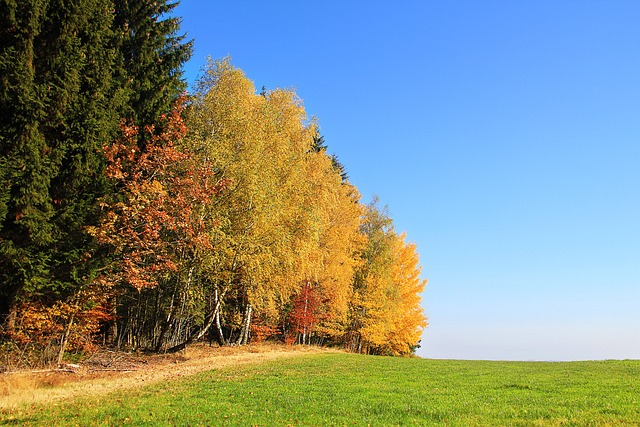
[108,295,118,346]
[236,304,252,346]
[0,283,21,334]
[154,287,177,352]
[166,286,229,353]
[214,288,227,346]
[302,293,308,345]
[4,305,17,335]
[166,301,220,353]
[56,310,76,366]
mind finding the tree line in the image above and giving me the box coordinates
[0,0,427,367]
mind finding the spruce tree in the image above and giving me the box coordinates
[0,0,192,337]
[0,0,122,328]
[310,132,349,182]
[113,0,193,131]
[0,0,49,326]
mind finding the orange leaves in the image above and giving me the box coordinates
[6,296,111,366]
[91,97,225,292]
[250,323,279,343]
[386,234,428,354]
[288,281,321,342]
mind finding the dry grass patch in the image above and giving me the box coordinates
[0,343,337,413]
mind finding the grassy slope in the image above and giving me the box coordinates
[3,353,639,426]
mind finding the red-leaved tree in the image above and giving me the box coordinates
[287,281,321,345]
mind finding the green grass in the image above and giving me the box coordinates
[3,354,640,426]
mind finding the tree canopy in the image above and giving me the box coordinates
[1,7,427,366]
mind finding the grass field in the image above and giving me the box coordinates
[2,353,639,426]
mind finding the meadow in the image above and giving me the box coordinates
[2,353,639,426]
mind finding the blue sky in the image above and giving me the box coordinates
[176,1,640,361]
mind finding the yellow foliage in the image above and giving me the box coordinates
[186,58,426,351]
[348,203,428,355]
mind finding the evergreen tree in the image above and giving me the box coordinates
[113,0,193,131]
[0,0,122,330]
[310,133,327,153]
[330,153,349,183]
[0,0,192,341]
[310,132,348,182]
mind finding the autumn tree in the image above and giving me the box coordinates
[292,139,364,345]
[187,60,308,344]
[386,233,428,354]
[180,61,425,353]
[287,280,320,344]
[186,59,365,347]
[88,99,226,351]
[344,199,427,355]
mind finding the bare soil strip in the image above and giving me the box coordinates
[1,344,336,412]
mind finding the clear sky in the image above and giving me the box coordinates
[175,1,640,361]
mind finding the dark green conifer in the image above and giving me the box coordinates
[310,132,349,182]
[113,0,193,131]
[0,0,123,327]
[0,0,192,334]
